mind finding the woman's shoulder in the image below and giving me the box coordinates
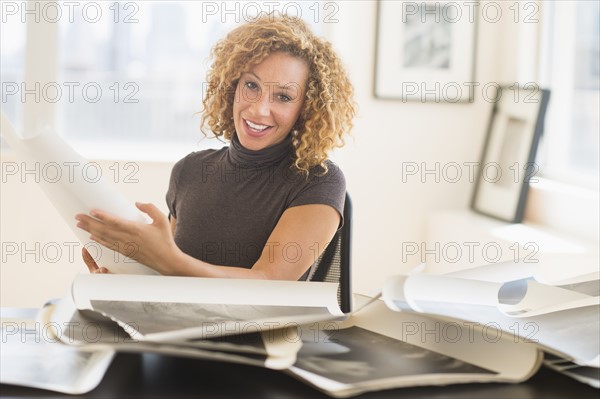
[287,160,346,195]
[307,160,346,185]
[173,147,228,168]
[286,160,346,216]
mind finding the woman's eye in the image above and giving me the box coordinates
[278,94,292,102]
[244,81,258,90]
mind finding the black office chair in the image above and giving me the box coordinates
[309,193,352,313]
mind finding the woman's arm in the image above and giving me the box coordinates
[76,202,340,280]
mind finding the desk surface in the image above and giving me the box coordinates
[1,352,598,399]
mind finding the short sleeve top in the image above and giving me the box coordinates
[166,133,346,277]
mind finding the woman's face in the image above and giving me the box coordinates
[233,52,309,151]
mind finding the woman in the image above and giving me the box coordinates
[76,14,356,281]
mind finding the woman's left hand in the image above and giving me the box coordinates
[75,202,182,275]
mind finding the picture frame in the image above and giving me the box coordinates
[374,1,478,102]
[471,85,551,223]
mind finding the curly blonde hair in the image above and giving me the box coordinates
[201,14,356,175]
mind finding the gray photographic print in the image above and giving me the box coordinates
[1,326,93,385]
[64,308,270,361]
[402,3,452,69]
[295,326,495,384]
[90,300,331,336]
[0,324,113,394]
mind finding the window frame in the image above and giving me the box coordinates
[523,0,599,241]
[536,0,599,189]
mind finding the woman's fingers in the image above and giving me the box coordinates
[76,213,129,248]
[136,202,167,227]
[88,209,134,229]
[82,247,99,272]
[89,234,118,252]
[75,204,169,271]
[82,247,110,274]
[76,213,105,235]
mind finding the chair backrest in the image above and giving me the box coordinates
[309,193,352,313]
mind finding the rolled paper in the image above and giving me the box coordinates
[1,112,158,274]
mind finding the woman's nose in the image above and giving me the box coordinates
[249,92,270,116]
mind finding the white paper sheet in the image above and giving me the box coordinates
[382,272,597,318]
[62,274,344,341]
[381,269,600,367]
[1,113,157,274]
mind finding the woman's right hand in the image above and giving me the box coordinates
[82,247,110,274]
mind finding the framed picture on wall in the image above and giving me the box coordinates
[374,1,478,102]
[471,85,551,223]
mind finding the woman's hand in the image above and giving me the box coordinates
[75,202,182,275]
[82,247,110,274]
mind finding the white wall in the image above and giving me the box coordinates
[329,2,521,292]
[1,1,530,306]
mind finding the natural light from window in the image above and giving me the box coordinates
[538,1,599,188]
[1,1,330,160]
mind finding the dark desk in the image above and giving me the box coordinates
[1,352,598,398]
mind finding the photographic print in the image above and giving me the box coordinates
[402,4,452,69]
[0,324,114,394]
[295,326,495,385]
[90,300,331,336]
[375,1,478,101]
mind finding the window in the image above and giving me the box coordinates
[56,2,234,148]
[0,9,26,135]
[1,1,332,159]
[538,0,599,188]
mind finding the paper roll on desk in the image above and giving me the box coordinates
[1,113,158,275]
